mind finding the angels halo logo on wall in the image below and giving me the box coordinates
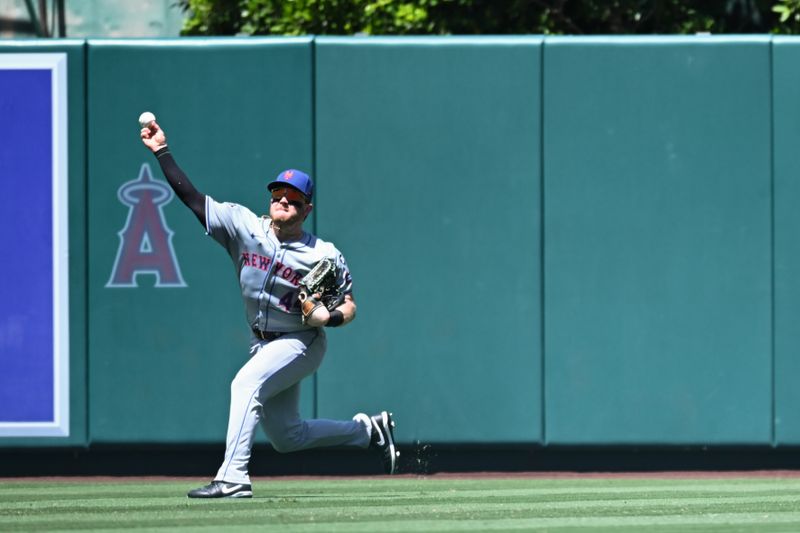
[106,163,187,288]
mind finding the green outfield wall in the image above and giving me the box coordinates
[1,35,799,449]
[543,36,773,445]
[773,37,800,446]
[315,37,543,443]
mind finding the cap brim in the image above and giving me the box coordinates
[268,180,299,191]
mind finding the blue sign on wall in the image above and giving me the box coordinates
[0,54,69,437]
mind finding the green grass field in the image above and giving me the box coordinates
[2,475,800,532]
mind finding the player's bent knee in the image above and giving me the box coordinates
[266,424,305,453]
[269,435,303,453]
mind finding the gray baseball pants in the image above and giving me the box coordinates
[215,328,369,485]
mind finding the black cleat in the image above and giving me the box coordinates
[187,480,253,499]
[369,411,399,475]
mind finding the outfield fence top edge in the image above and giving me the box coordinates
[82,36,313,47]
[6,34,800,48]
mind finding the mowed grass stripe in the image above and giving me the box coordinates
[5,478,800,498]
[2,478,800,532]
[3,492,800,515]
[2,496,800,526]
[11,512,800,533]
[4,490,800,509]
[4,487,800,507]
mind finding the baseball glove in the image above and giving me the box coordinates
[298,257,344,325]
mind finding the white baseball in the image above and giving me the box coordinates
[138,111,156,129]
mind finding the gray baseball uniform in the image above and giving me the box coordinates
[205,196,369,485]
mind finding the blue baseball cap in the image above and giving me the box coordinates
[268,169,314,200]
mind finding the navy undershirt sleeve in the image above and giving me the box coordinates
[154,146,206,226]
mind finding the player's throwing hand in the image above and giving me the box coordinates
[139,116,167,153]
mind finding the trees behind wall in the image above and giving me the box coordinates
[178,0,800,36]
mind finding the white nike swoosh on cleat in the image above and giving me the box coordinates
[374,425,386,446]
[220,484,244,495]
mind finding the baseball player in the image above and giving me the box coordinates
[140,118,398,498]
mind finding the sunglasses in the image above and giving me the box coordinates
[270,187,308,207]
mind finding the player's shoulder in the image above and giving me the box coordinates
[293,233,344,265]
[304,233,340,256]
[225,201,257,217]
[209,197,259,221]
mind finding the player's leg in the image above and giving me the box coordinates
[260,379,369,453]
[187,335,281,498]
[212,331,325,486]
[258,331,398,472]
[258,327,369,451]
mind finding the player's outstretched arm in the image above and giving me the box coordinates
[140,120,206,227]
